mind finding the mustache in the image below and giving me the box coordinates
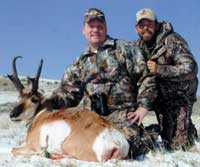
[141,29,153,36]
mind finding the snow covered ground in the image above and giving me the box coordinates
[0,76,200,167]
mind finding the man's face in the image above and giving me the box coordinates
[82,19,107,49]
[135,19,157,42]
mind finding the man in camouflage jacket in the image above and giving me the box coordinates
[49,8,158,158]
[134,8,198,150]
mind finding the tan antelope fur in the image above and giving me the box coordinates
[8,56,129,162]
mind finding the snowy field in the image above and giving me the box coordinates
[0,76,200,167]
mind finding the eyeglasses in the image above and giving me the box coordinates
[136,22,155,29]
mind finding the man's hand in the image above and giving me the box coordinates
[127,107,148,125]
[147,60,157,74]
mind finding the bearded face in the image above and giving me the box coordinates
[135,19,158,42]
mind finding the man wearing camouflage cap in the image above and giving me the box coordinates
[48,8,158,158]
[134,8,198,150]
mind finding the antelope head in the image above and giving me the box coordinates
[8,56,44,122]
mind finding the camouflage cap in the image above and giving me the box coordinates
[84,8,106,23]
[136,8,157,23]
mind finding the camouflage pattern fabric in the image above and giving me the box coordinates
[49,35,158,158]
[50,36,157,112]
[135,21,198,150]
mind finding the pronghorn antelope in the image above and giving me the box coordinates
[8,56,129,162]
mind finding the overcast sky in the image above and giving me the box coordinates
[0,0,199,94]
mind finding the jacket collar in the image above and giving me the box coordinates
[156,21,173,45]
[82,35,115,56]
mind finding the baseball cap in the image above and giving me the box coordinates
[136,8,157,23]
[84,8,106,23]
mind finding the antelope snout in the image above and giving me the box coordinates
[10,104,24,120]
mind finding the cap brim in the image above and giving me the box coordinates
[85,16,105,23]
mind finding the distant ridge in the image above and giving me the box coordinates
[0,75,199,114]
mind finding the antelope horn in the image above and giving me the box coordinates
[7,56,25,95]
[32,59,43,93]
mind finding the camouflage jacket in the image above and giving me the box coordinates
[50,36,157,112]
[135,21,198,101]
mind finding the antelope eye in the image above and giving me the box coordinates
[31,97,39,103]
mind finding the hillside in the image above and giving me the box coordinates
[0,75,199,114]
